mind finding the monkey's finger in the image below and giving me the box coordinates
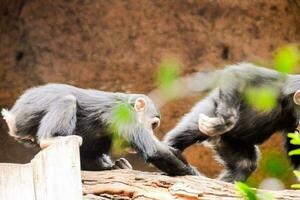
[113,158,133,169]
[198,114,222,127]
[119,158,133,169]
[112,164,121,169]
[198,116,218,136]
[198,123,214,136]
[198,118,223,136]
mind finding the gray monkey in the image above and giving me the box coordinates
[2,83,198,175]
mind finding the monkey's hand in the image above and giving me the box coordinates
[112,158,133,170]
[168,146,189,165]
[168,146,202,176]
[198,111,237,137]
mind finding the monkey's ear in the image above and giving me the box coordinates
[293,90,300,105]
[134,97,146,112]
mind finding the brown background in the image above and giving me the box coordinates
[1,0,300,183]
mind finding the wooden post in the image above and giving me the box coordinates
[31,136,82,200]
[0,136,82,200]
[0,163,35,200]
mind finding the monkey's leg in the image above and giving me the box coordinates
[81,155,132,171]
[213,138,259,182]
[37,95,77,144]
[80,135,132,171]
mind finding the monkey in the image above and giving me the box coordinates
[1,83,199,175]
[164,63,300,182]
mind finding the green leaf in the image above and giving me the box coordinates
[235,182,258,200]
[260,150,290,179]
[293,170,300,179]
[110,102,135,129]
[288,148,300,156]
[288,132,300,145]
[291,184,300,189]
[244,86,279,112]
[274,45,300,74]
[155,57,181,97]
[109,102,134,155]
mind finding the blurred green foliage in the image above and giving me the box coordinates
[155,57,181,97]
[288,132,300,156]
[274,45,300,74]
[110,101,134,155]
[260,150,291,180]
[243,44,299,112]
[291,170,300,189]
[244,86,278,112]
[235,182,257,200]
[246,147,295,190]
[235,181,275,200]
[288,132,300,189]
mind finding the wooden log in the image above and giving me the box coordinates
[81,170,300,200]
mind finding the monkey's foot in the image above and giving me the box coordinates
[198,114,235,136]
[40,135,82,149]
[113,158,133,170]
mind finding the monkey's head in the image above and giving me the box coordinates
[115,94,161,157]
[131,94,161,131]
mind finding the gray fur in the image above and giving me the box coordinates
[2,83,198,175]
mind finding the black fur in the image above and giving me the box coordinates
[164,63,300,182]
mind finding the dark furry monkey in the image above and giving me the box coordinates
[164,63,300,182]
[2,84,198,175]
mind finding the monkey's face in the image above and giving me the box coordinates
[134,96,161,131]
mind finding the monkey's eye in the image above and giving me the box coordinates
[151,117,160,129]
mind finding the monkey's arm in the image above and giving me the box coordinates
[130,127,200,176]
[197,67,247,137]
[147,143,200,176]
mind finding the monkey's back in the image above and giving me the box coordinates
[3,84,117,142]
[222,101,296,144]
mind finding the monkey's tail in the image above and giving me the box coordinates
[1,108,17,137]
